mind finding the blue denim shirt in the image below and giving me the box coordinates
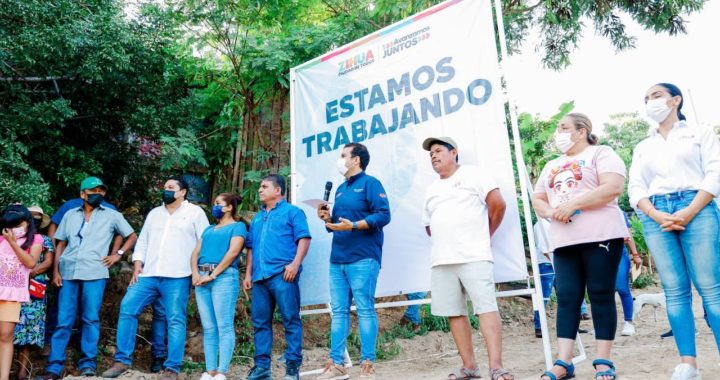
[330,171,391,264]
[55,206,134,280]
[247,199,311,282]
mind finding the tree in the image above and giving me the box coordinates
[600,112,651,211]
[519,101,575,183]
[0,0,196,212]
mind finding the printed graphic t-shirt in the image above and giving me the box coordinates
[534,145,628,250]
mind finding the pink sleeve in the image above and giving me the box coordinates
[32,234,44,246]
[595,146,626,177]
[533,168,548,195]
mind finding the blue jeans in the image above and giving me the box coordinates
[251,272,303,369]
[114,276,191,372]
[329,258,380,364]
[47,279,106,375]
[196,268,240,373]
[150,298,167,359]
[615,251,634,321]
[533,263,555,330]
[639,190,720,356]
[403,292,427,325]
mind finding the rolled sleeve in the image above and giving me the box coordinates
[194,209,210,239]
[132,213,151,263]
[699,127,720,197]
[363,179,391,229]
[232,222,248,239]
[291,208,312,242]
[628,148,649,209]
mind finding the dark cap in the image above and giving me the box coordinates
[422,136,458,151]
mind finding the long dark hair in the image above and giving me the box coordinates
[1,204,37,250]
[656,83,687,121]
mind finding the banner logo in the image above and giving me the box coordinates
[338,49,376,76]
[382,26,431,58]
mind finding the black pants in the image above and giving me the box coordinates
[554,238,623,340]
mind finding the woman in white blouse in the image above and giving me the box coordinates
[629,83,720,380]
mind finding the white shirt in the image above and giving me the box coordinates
[132,200,210,278]
[629,121,720,208]
[422,165,499,267]
[533,219,552,265]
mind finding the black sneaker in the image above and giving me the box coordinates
[151,357,166,373]
[283,362,300,380]
[535,328,543,338]
[246,366,272,380]
[661,329,674,339]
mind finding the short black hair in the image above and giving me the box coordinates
[262,174,286,196]
[345,142,370,170]
[168,176,189,199]
[430,141,459,162]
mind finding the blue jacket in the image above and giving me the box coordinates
[329,171,391,264]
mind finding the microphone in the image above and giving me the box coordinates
[322,181,333,210]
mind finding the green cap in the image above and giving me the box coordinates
[80,177,108,191]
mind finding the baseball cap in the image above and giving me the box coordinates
[422,136,458,151]
[80,177,108,191]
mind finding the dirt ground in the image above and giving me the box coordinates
[61,283,719,380]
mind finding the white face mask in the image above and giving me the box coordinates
[645,97,673,123]
[336,157,349,176]
[554,132,576,153]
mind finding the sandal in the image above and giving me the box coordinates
[490,367,514,380]
[592,359,617,380]
[541,359,575,380]
[448,366,482,380]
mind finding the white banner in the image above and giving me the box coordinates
[290,0,527,306]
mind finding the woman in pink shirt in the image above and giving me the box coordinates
[533,113,628,380]
[0,205,42,380]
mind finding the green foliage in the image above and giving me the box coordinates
[601,113,651,211]
[1,0,195,210]
[499,0,705,69]
[629,214,649,256]
[160,128,208,171]
[632,272,656,289]
[519,101,575,182]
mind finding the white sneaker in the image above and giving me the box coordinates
[213,374,226,380]
[621,321,636,336]
[671,363,702,380]
[199,373,214,380]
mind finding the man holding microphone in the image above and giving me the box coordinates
[316,142,390,380]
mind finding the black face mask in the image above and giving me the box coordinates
[86,193,104,208]
[162,190,177,205]
[33,218,42,230]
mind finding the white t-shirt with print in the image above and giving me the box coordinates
[423,165,499,267]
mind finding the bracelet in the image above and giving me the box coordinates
[209,273,217,280]
[352,221,358,231]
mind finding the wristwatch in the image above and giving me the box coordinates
[117,249,125,256]
[352,221,358,231]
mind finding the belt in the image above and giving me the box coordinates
[198,263,219,272]
[649,190,698,203]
